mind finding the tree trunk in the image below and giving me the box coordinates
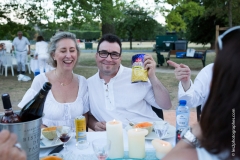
[210,41,215,50]
[228,0,232,27]
[102,23,115,35]
[128,31,133,49]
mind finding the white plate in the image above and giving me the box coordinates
[125,121,176,140]
[40,129,63,149]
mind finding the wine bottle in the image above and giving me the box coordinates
[1,93,21,123]
[19,82,52,122]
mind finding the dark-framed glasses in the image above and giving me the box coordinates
[98,50,121,59]
[218,26,240,50]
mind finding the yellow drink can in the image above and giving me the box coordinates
[74,116,86,141]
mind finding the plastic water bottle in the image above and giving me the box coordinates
[176,100,189,143]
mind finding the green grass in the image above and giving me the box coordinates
[79,51,216,70]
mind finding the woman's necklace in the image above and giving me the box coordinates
[54,70,74,86]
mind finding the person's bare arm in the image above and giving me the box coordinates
[162,140,197,160]
[144,54,172,109]
[88,114,106,131]
[163,123,201,160]
[28,45,30,55]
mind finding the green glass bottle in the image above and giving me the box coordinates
[19,82,52,122]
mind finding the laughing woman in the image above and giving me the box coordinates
[18,32,89,129]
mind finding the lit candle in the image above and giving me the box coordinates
[151,138,172,159]
[106,119,124,159]
[128,128,148,159]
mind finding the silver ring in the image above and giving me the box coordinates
[14,143,22,150]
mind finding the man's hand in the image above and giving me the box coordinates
[167,60,191,91]
[94,122,106,131]
[0,130,26,160]
[27,50,30,55]
[144,54,156,79]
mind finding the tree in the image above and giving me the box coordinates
[115,5,161,49]
[0,0,49,39]
[185,14,226,49]
[53,0,124,35]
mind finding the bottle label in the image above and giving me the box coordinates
[176,114,189,127]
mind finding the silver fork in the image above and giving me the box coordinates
[126,118,135,126]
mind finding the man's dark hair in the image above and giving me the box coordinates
[97,34,122,54]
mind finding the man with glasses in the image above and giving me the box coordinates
[87,34,172,131]
[12,31,30,74]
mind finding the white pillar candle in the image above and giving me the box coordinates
[128,128,148,159]
[106,119,124,159]
[151,138,173,159]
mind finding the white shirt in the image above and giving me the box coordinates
[196,147,231,160]
[87,65,163,128]
[18,73,89,128]
[12,36,30,52]
[35,41,49,58]
[178,63,214,109]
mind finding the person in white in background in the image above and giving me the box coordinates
[12,31,30,75]
[35,35,49,73]
[167,60,213,110]
[0,43,6,67]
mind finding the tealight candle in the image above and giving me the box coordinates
[128,128,148,159]
[106,119,124,159]
[151,138,172,159]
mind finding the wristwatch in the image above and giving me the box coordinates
[180,127,200,147]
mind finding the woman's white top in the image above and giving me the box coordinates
[18,73,89,128]
[196,147,232,160]
[35,41,49,58]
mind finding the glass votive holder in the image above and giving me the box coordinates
[76,140,90,150]
[153,121,169,139]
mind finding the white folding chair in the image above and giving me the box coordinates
[1,54,14,76]
[25,56,31,74]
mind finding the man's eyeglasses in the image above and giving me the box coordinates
[218,26,240,50]
[98,50,121,59]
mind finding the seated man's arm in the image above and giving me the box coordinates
[88,114,106,131]
[144,54,172,109]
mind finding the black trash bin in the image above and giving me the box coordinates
[174,40,188,50]
[85,42,93,49]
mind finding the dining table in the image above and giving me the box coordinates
[40,130,176,160]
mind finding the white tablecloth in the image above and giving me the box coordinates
[40,131,175,159]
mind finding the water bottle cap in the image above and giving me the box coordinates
[1,93,12,109]
[179,100,187,105]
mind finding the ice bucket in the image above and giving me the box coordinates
[0,111,42,160]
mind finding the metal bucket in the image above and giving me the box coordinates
[0,111,42,160]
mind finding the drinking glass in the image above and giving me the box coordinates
[92,138,111,160]
[56,126,72,154]
[153,121,169,139]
